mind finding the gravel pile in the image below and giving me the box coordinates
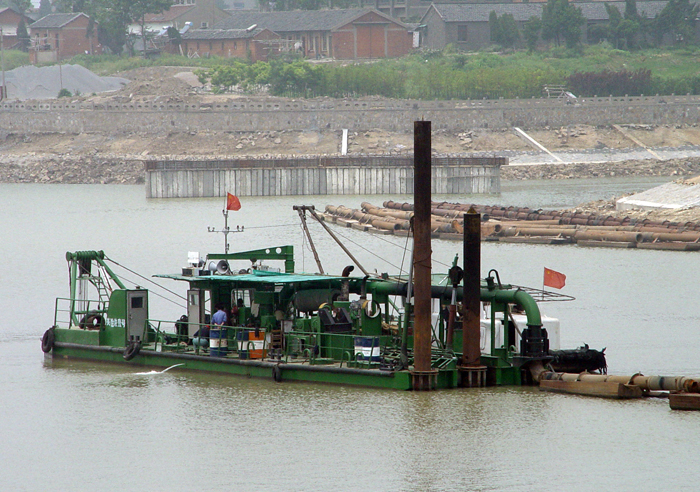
[5,65,129,100]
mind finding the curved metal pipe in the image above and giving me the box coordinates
[367,282,543,328]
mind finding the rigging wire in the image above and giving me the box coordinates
[104,256,187,303]
[243,223,298,230]
[321,222,453,272]
[116,273,186,308]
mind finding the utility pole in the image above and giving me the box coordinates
[1,27,6,101]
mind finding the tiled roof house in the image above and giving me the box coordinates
[419,1,670,51]
[29,13,100,62]
[213,8,412,59]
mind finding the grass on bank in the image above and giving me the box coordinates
[11,43,700,99]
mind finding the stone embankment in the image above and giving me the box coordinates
[3,153,700,186]
[0,154,144,184]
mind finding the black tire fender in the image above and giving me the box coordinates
[79,312,103,330]
[123,341,141,361]
[41,327,56,353]
[272,364,282,382]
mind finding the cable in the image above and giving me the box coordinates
[243,223,298,230]
[104,256,187,302]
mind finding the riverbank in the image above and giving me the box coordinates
[3,151,700,185]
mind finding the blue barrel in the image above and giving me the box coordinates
[354,336,381,362]
[210,327,228,357]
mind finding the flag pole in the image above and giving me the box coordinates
[209,193,241,254]
[222,201,230,254]
[542,268,545,301]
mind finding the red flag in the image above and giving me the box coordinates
[226,193,241,211]
[544,267,566,289]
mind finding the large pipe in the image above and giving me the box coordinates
[367,281,543,330]
[412,120,433,380]
[462,211,481,366]
[540,371,699,393]
[573,230,643,243]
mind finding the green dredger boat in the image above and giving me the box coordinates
[41,240,572,390]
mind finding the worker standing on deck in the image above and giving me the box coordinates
[212,303,227,327]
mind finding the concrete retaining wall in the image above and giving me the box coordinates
[3,95,700,133]
[145,156,504,197]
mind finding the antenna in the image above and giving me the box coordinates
[207,209,243,254]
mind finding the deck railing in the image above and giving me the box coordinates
[54,297,108,328]
[147,319,392,367]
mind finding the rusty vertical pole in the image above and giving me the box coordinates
[460,209,486,387]
[411,120,437,390]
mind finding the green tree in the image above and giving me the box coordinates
[52,0,90,12]
[16,16,29,50]
[499,13,520,49]
[489,11,502,45]
[541,0,585,48]
[604,3,623,48]
[489,11,520,49]
[523,16,542,52]
[9,0,31,14]
[654,0,699,45]
[130,0,174,56]
[39,0,52,17]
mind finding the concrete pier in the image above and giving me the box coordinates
[145,156,504,198]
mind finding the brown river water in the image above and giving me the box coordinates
[1,178,698,491]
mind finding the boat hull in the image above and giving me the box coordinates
[49,342,427,390]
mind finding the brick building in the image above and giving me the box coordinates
[419,1,669,52]
[181,27,280,61]
[212,8,412,60]
[130,0,230,33]
[29,13,100,63]
[0,7,33,50]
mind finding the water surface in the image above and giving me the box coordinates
[1,178,698,491]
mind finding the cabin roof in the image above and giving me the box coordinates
[156,271,353,284]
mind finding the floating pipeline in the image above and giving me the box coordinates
[384,201,700,232]
[537,370,700,404]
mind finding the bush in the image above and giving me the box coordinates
[567,68,652,96]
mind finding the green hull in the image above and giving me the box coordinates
[49,341,430,390]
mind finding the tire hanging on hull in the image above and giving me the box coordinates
[41,327,56,353]
[123,341,141,361]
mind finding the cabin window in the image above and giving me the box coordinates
[131,296,144,309]
[457,25,468,42]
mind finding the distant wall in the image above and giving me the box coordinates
[145,156,504,197]
[2,95,700,134]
